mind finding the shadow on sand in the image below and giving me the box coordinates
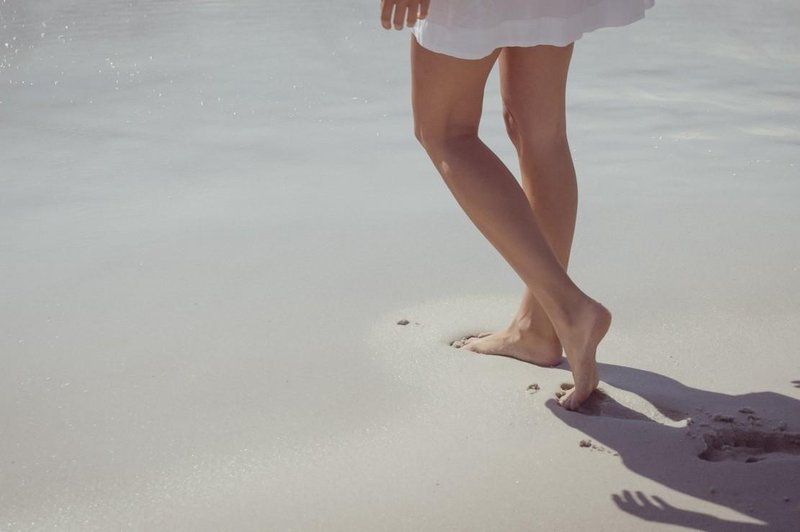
[547,363,800,531]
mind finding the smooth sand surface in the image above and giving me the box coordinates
[2,1,800,530]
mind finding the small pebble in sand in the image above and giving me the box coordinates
[555,391,566,399]
[739,407,755,414]
[579,439,592,448]
[745,456,760,463]
[396,319,409,325]
[527,383,540,393]
[710,487,716,494]
[785,497,791,503]
[713,414,735,423]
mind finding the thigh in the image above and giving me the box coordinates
[498,44,574,139]
[410,34,500,142]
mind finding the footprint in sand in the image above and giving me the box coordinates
[698,427,800,463]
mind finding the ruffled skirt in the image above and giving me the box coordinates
[409,0,655,60]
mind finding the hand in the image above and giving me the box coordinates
[611,490,767,530]
[380,0,430,30]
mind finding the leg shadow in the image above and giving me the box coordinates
[546,363,800,530]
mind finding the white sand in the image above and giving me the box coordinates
[2,0,800,530]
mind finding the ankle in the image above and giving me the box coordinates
[511,313,535,331]
[510,315,559,343]
[549,293,594,330]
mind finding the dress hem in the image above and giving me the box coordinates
[409,0,655,60]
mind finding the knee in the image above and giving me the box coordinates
[502,103,568,156]
[413,120,479,155]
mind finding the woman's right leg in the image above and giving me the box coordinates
[410,35,610,410]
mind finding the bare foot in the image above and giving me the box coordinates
[557,299,612,411]
[454,326,563,367]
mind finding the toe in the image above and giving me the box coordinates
[455,335,477,348]
[462,334,481,344]
[557,390,570,406]
[559,389,580,410]
[462,343,478,354]
[462,332,493,348]
[462,339,487,354]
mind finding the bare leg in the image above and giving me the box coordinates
[462,44,578,366]
[410,36,610,410]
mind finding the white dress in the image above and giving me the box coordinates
[409,0,655,60]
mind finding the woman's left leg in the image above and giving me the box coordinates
[461,44,578,366]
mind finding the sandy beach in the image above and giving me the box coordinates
[2,0,799,530]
